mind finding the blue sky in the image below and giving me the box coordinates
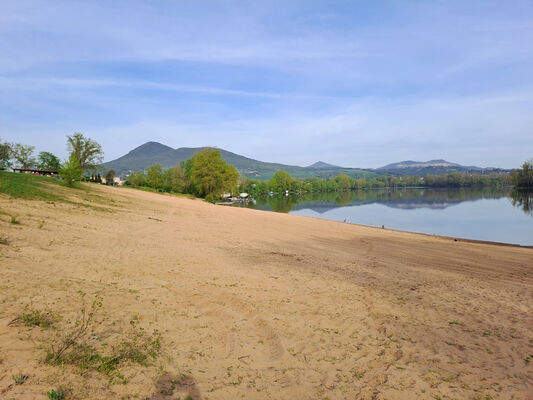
[1,0,532,168]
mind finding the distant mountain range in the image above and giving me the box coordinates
[377,159,509,176]
[306,161,341,169]
[102,142,375,180]
[102,142,510,179]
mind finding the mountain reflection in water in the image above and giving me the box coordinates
[234,187,532,245]
[248,187,523,214]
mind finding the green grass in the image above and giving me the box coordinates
[0,171,112,211]
[0,170,65,201]
[47,388,67,400]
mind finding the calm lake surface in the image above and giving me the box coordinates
[239,188,533,246]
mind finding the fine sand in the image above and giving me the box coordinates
[1,184,532,399]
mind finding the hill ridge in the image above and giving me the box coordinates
[102,142,508,179]
[102,142,373,180]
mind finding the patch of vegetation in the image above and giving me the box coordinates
[44,294,162,378]
[0,171,111,211]
[47,387,67,400]
[448,320,464,326]
[0,235,8,245]
[9,305,58,328]
[20,306,58,328]
[12,373,28,384]
[0,170,65,201]
[511,159,533,189]
[444,340,466,351]
[10,214,20,224]
[59,154,83,187]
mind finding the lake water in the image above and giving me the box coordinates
[239,188,533,246]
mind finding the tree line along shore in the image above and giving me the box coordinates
[1,133,531,201]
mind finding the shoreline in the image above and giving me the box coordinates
[220,201,533,249]
[292,213,533,249]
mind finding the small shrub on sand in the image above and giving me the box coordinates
[9,305,58,328]
[10,215,20,224]
[47,387,67,400]
[12,373,28,385]
[22,307,58,328]
[44,293,102,366]
[45,294,162,377]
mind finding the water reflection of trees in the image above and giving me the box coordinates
[510,190,533,216]
[253,187,518,213]
[265,195,295,213]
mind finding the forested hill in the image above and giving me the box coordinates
[102,142,509,180]
[377,159,510,176]
[102,142,375,180]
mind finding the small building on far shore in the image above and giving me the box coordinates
[100,176,124,186]
[13,168,58,177]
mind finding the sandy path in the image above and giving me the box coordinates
[1,184,532,399]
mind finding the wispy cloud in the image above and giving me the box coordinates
[0,76,344,101]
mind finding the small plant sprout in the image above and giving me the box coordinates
[47,388,67,400]
[9,305,58,328]
[12,373,28,385]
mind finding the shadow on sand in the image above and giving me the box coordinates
[149,374,202,400]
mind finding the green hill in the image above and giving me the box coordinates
[102,142,376,180]
[377,159,510,176]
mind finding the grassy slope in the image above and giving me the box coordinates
[0,171,114,211]
[0,170,65,201]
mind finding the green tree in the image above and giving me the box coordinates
[126,171,146,187]
[38,151,61,171]
[186,148,239,200]
[11,143,37,169]
[60,154,82,187]
[66,133,103,170]
[105,169,116,185]
[335,174,351,190]
[0,139,11,170]
[163,164,186,192]
[512,159,533,189]
[269,170,293,193]
[146,164,164,189]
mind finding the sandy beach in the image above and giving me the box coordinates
[1,183,532,399]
